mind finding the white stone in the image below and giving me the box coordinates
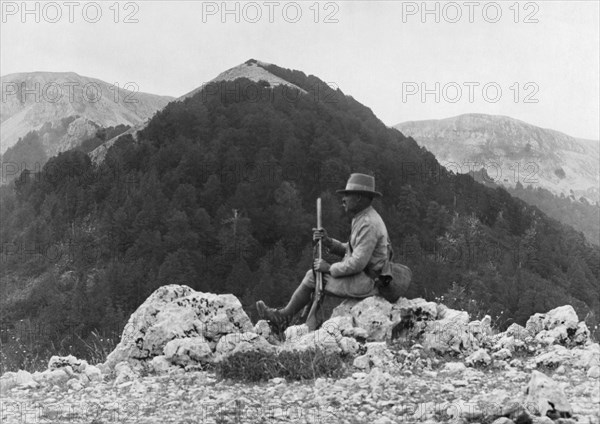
[321,315,354,336]
[83,365,102,382]
[587,365,600,378]
[525,370,572,418]
[48,355,87,372]
[215,332,275,358]
[14,370,37,388]
[284,324,309,342]
[66,378,83,391]
[493,348,512,360]
[339,337,360,355]
[253,320,271,339]
[465,349,492,367]
[163,337,213,365]
[36,368,70,386]
[391,297,438,322]
[102,285,253,370]
[350,296,393,341]
[149,355,174,374]
[443,362,467,374]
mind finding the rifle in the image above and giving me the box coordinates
[306,197,323,331]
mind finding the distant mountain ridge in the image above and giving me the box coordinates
[395,114,599,203]
[0,72,173,155]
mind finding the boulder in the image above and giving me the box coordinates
[149,355,174,374]
[525,305,580,346]
[102,285,253,369]
[443,362,467,374]
[348,296,394,341]
[284,324,309,342]
[281,323,342,354]
[35,368,70,386]
[163,337,213,366]
[83,365,103,383]
[525,370,572,418]
[48,355,87,372]
[391,297,438,322]
[466,349,492,367]
[215,332,275,358]
[572,343,600,369]
[535,345,571,368]
[587,365,600,378]
[421,305,472,354]
[352,342,394,371]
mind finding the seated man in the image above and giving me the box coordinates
[256,173,391,327]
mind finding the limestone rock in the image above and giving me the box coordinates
[66,378,83,391]
[281,323,342,354]
[149,355,174,374]
[349,296,393,341]
[572,343,600,369]
[48,355,87,372]
[113,362,136,387]
[83,365,102,382]
[535,345,571,368]
[506,323,529,340]
[525,370,572,418]
[142,304,204,356]
[525,305,579,346]
[35,368,70,386]
[443,362,467,374]
[284,324,309,342]
[391,297,438,322]
[466,349,492,367]
[573,322,590,345]
[493,348,513,360]
[254,320,271,339]
[352,342,394,371]
[339,336,360,355]
[163,337,213,366]
[321,315,355,336]
[102,285,253,369]
[422,305,472,354]
[586,365,600,378]
[215,332,275,358]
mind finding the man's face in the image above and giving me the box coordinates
[341,193,362,214]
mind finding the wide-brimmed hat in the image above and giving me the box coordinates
[336,173,382,197]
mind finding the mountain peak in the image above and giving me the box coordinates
[178,59,306,101]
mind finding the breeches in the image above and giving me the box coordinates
[300,269,379,298]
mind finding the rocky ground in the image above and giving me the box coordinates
[1,285,599,424]
[2,351,598,424]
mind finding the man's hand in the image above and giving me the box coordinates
[313,258,331,273]
[313,228,332,247]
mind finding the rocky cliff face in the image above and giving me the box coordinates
[0,72,173,154]
[395,114,599,202]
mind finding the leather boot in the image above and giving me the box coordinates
[256,301,290,327]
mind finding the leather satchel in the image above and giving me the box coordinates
[375,241,412,303]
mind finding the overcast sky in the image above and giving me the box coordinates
[1,1,599,139]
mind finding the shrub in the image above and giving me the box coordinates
[216,348,349,382]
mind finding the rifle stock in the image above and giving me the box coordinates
[306,197,323,331]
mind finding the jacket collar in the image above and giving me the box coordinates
[352,205,373,222]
